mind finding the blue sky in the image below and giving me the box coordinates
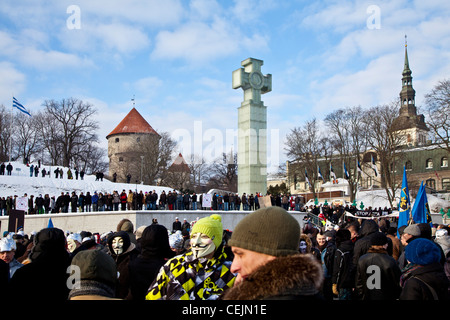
[1,0,449,172]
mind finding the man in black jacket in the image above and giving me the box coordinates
[355,232,401,300]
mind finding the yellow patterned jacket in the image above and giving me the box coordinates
[145,247,236,300]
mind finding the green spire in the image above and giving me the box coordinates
[403,35,411,75]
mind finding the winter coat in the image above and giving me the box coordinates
[435,235,450,257]
[353,220,381,265]
[221,254,324,300]
[399,262,449,300]
[9,228,71,300]
[127,225,175,300]
[146,244,235,300]
[355,247,401,300]
[107,231,139,299]
[332,239,355,290]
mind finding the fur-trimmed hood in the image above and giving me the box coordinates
[221,254,324,300]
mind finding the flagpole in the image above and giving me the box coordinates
[9,95,14,162]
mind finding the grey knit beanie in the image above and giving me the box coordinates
[228,206,300,257]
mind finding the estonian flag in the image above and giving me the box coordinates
[343,163,350,179]
[411,181,433,226]
[305,169,311,188]
[318,166,324,182]
[397,166,411,238]
[357,159,362,173]
[330,164,337,183]
[371,155,378,177]
[13,97,31,116]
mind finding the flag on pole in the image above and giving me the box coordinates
[305,169,311,188]
[357,159,362,173]
[47,218,54,228]
[13,97,31,116]
[343,162,350,180]
[397,166,411,238]
[330,164,337,183]
[371,155,378,177]
[317,166,324,183]
[411,181,433,226]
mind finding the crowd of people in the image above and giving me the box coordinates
[0,205,449,301]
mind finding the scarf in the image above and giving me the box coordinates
[400,263,423,287]
[68,280,115,299]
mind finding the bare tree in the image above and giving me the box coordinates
[13,112,41,164]
[143,131,177,185]
[363,102,404,208]
[324,106,368,202]
[188,154,210,191]
[0,105,12,162]
[41,98,99,167]
[285,118,332,198]
[423,79,450,152]
[207,152,238,192]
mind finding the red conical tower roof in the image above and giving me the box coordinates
[107,108,159,138]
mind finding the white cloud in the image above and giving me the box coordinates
[0,62,26,103]
[151,16,268,63]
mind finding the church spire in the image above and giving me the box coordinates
[399,35,416,116]
[403,35,411,76]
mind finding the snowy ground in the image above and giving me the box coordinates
[0,161,175,198]
[1,161,449,213]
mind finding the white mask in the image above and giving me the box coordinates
[190,232,216,259]
[67,239,78,253]
[299,240,307,254]
[112,237,124,255]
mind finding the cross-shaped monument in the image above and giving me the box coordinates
[232,58,272,197]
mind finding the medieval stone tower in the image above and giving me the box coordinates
[107,108,160,183]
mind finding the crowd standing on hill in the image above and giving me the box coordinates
[0,204,449,301]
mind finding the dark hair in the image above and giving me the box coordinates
[335,229,351,247]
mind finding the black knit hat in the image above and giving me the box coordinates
[370,232,388,246]
[228,206,300,257]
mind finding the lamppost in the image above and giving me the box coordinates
[140,155,144,184]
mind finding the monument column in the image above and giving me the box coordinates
[232,58,272,196]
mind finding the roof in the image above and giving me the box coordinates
[168,153,190,173]
[107,108,159,138]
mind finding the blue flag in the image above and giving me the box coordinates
[343,163,349,179]
[411,181,433,226]
[13,97,31,116]
[318,166,324,182]
[397,166,411,238]
[47,218,54,228]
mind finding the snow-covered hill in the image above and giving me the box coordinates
[0,161,175,198]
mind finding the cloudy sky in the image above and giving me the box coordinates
[1,0,449,172]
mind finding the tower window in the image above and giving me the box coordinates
[119,157,124,162]
[115,138,120,143]
[405,160,412,171]
[137,137,141,143]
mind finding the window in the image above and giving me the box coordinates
[426,158,433,169]
[136,137,141,143]
[115,138,119,143]
[119,157,124,162]
[426,179,436,190]
[405,160,412,171]
[443,178,450,191]
[441,157,448,168]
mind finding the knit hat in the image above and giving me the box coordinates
[228,206,300,257]
[403,224,421,236]
[370,232,388,246]
[190,214,223,248]
[405,238,441,266]
[71,249,117,287]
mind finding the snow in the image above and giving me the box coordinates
[0,161,176,198]
[1,161,449,213]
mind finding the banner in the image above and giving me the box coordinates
[259,195,272,209]
[345,210,398,219]
[202,193,212,208]
[16,196,29,212]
